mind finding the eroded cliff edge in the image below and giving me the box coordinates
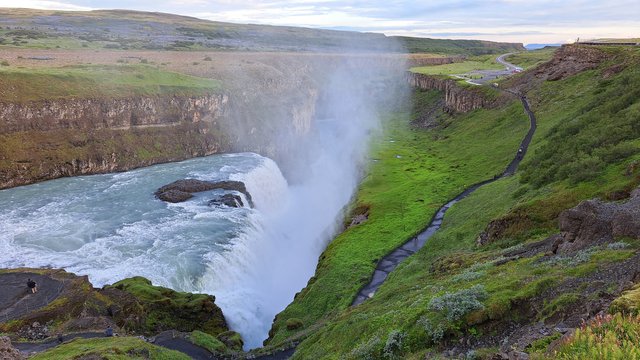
[407,72,499,113]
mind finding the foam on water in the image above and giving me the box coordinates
[0,153,286,303]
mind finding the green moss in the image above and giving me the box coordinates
[105,277,227,336]
[30,336,190,360]
[217,330,244,351]
[526,332,562,354]
[189,330,227,353]
[540,293,581,321]
[610,283,640,315]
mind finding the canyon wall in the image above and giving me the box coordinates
[408,72,493,113]
[0,95,229,133]
[0,94,240,189]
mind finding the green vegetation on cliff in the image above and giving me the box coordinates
[267,90,529,347]
[105,277,229,337]
[30,336,190,360]
[0,64,221,102]
[268,46,640,359]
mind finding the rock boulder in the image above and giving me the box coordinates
[555,188,640,254]
[155,179,253,207]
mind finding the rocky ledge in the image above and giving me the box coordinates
[154,178,254,207]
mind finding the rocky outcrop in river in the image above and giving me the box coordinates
[155,179,254,206]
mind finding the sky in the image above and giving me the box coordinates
[0,0,639,45]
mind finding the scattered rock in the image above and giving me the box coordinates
[155,179,253,207]
[0,336,24,360]
[17,321,50,341]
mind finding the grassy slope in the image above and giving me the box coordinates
[0,64,221,102]
[410,54,504,75]
[270,46,640,358]
[505,47,557,69]
[267,90,529,346]
[30,337,190,360]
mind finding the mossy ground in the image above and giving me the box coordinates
[106,277,228,337]
[30,336,190,360]
[268,46,640,359]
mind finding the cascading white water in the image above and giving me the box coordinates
[0,50,409,350]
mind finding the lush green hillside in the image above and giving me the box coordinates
[0,8,522,54]
[267,45,640,358]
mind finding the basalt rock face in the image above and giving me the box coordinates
[534,45,612,82]
[408,73,492,113]
[555,188,640,254]
[0,95,228,133]
[0,94,232,190]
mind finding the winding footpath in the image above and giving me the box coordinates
[353,55,536,306]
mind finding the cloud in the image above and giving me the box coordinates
[0,0,638,44]
[0,0,91,11]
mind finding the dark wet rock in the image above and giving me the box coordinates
[556,188,640,254]
[155,179,253,207]
[208,193,244,208]
[156,189,193,203]
[0,336,24,360]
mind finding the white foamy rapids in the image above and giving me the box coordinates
[231,156,289,213]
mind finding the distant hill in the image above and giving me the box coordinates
[396,36,525,55]
[0,8,523,54]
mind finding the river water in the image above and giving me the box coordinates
[0,153,296,349]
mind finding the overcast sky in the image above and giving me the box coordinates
[1,0,639,45]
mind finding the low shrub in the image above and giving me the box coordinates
[428,285,488,322]
[383,330,406,360]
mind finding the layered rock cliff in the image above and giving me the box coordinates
[0,95,228,133]
[408,72,493,113]
[0,94,233,189]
